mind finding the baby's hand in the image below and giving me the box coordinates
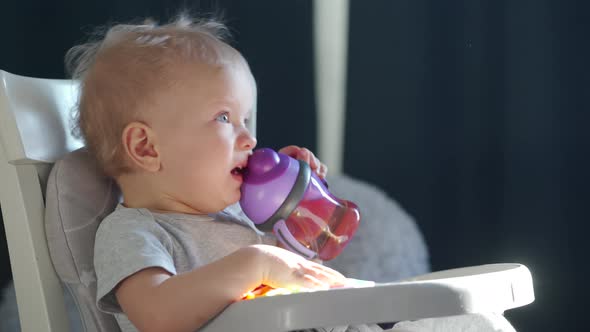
[250,244,345,290]
[278,145,328,179]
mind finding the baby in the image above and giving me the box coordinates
[68,15,384,332]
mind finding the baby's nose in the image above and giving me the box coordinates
[241,133,257,150]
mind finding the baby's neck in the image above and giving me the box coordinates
[116,173,208,215]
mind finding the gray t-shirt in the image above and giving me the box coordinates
[94,204,276,332]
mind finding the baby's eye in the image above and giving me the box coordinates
[216,112,230,123]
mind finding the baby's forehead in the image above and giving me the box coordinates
[170,61,256,102]
[161,56,256,100]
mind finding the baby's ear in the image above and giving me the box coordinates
[121,121,161,172]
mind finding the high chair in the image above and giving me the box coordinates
[0,69,534,332]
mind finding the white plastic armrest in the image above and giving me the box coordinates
[200,263,534,332]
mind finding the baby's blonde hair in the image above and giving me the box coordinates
[66,14,247,177]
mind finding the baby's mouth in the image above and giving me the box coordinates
[231,166,246,176]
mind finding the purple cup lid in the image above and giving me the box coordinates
[242,148,290,184]
[240,148,301,224]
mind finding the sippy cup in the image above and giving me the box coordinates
[239,148,360,261]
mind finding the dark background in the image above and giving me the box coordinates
[1,1,587,331]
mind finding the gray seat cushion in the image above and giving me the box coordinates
[45,148,121,332]
[324,174,429,281]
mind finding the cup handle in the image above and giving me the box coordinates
[273,220,317,259]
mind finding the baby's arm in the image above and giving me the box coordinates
[115,244,344,332]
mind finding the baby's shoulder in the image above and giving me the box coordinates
[97,205,166,239]
[102,204,151,221]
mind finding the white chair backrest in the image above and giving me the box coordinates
[0,70,83,164]
[0,69,82,332]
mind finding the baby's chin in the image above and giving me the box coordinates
[219,191,242,209]
[227,194,241,207]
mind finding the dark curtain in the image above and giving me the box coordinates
[345,1,588,331]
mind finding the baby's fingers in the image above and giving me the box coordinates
[278,145,301,159]
[278,146,327,179]
[301,274,329,289]
[307,264,346,286]
[298,148,318,169]
[292,262,345,288]
[298,149,327,179]
[317,162,328,179]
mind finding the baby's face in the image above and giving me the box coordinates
[150,62,257,213]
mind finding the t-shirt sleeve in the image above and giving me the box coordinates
[94,209,176,314]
